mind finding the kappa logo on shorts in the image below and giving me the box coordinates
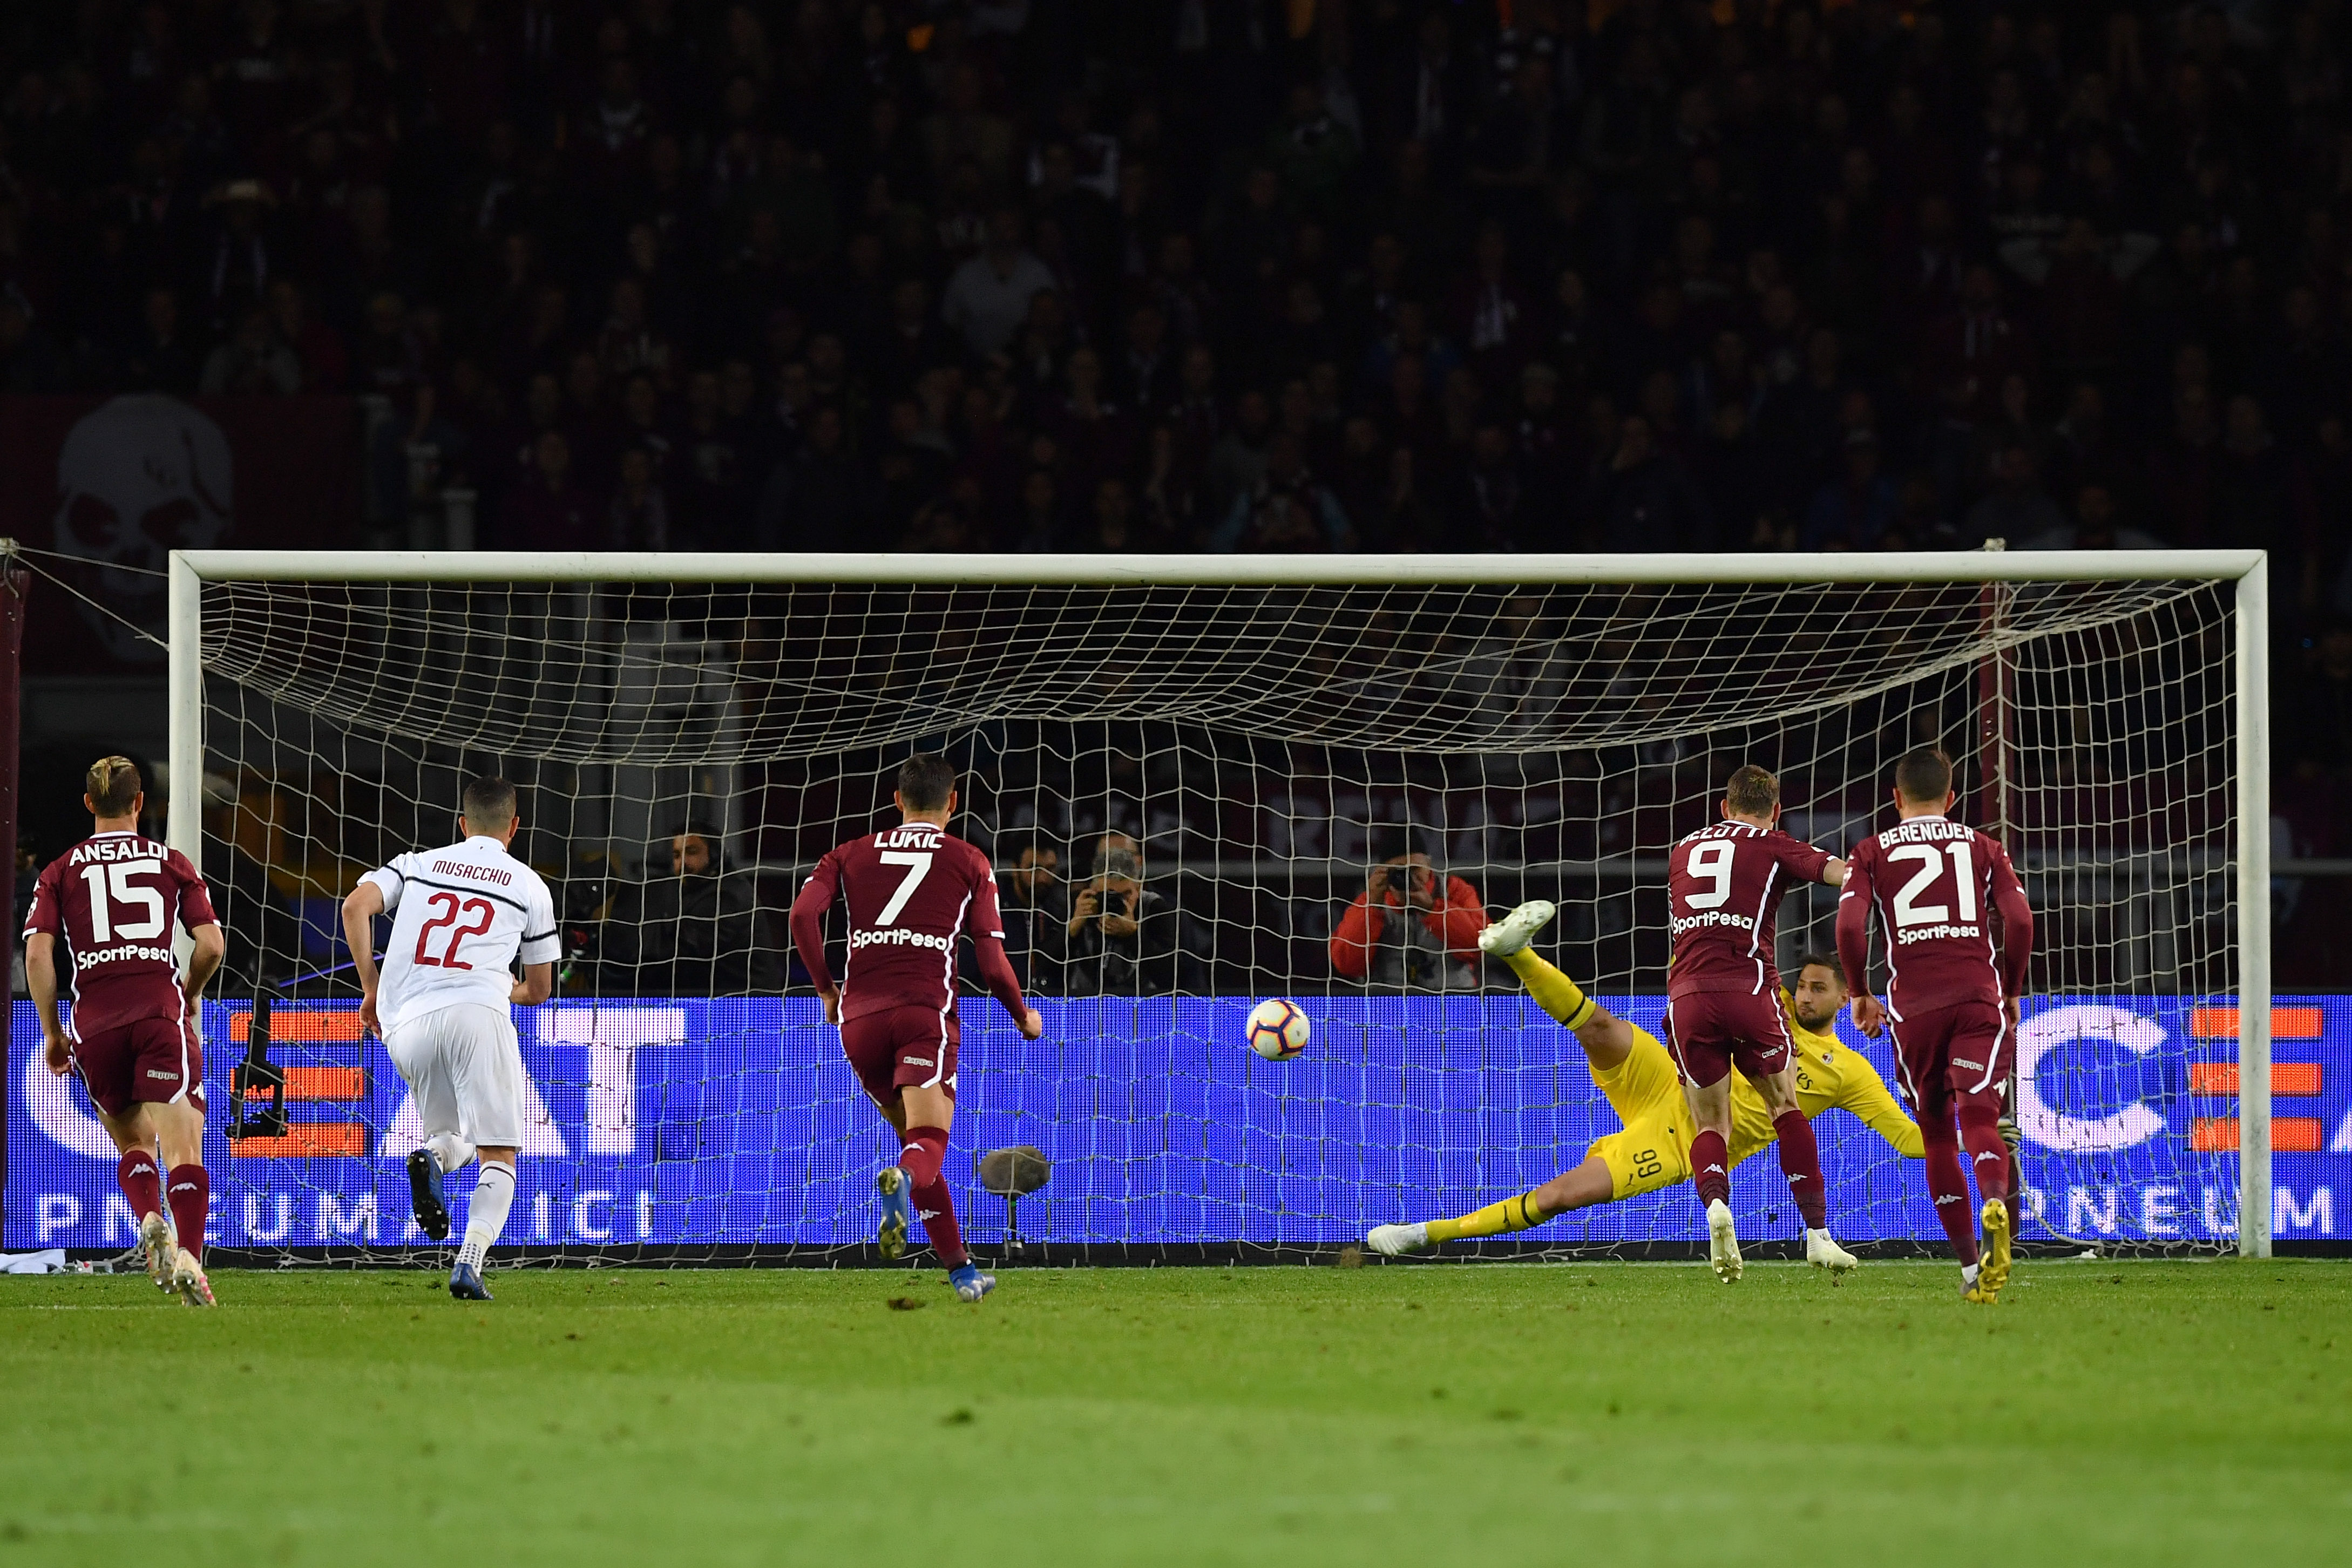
[1954,1057,1985,1071]
[144,1068,177,1080]
[903,1055,934,1067]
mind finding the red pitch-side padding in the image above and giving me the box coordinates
[2190,1117,2323,1153]
[2190,1007,2323,1039]
[230,1124,369,1158]
[231,1010,369,1044]
[2188,1061,2323,1097]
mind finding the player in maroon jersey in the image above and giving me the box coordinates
[1664,764,1855,1281]
[24,757,227,1306]
[789,754,1043,1302]
[1835,747,2034,1304]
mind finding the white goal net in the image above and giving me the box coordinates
[141,554,2269,1262]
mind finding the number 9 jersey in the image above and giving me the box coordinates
[363,834,560,1033]
[1665,821,1834,999]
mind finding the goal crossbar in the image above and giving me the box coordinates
[175,548,2264,585]
[165,547,2275,1258]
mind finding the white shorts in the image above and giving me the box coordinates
[384,1002,527,1150]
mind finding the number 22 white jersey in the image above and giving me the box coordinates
[362,834,560,1034]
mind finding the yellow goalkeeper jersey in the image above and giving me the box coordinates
[1726,995,1924,1164]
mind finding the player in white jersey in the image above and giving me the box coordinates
[340,777,558,1301]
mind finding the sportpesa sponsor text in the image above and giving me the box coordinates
[849,926,954,952]
[1670,910,1756,938]
[77,942,175,969]
[1896,922,1986,945]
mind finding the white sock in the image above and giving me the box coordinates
[428,1132,476,1174]
[1961,1261,1981,1288]
[457,1163,515,1271]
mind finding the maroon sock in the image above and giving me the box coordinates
[1957,1105,2012,1203]
[1690,1130,1731,1208]
[1922,1132,1980,1266]
[913,1176,968,1268]
[897,1125,948,1189]
[166,1165,210,1265]
[1772,1109,1827,1230]
[117,1151,162,1223]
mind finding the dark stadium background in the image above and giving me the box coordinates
[2,1,2348,987]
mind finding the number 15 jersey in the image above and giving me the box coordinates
[1666,820,1834,999]
[362,835,559,1034]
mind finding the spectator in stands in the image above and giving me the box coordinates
[1330,846,1487,993]
[940,208,1054,359]
[498,430,595,550]
[600,823,778,998]
[1062,845,1196,996]
[971,834,1066,995]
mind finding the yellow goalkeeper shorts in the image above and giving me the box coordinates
[1584,1026,1693,1202]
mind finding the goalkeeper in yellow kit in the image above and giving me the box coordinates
[1366,901,1921,1262]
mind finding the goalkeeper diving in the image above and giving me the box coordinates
[1367,902,1921,1259]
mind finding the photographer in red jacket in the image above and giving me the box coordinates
[1330,846,1488,992]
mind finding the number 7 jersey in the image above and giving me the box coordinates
[794,822,1006,1021]
[363,835,559,1034]
[1835,813,2033,1017]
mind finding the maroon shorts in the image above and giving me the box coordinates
[840,1006,959,1108]
[74,1015,205,1119]
[1663,989,1792,1089]
[1887,1000,2010,1113]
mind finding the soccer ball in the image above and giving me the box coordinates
[1245,999,1310,1061]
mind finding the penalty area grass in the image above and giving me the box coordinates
[2,1258,2346,1567]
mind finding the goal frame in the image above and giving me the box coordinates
[167,547,2276,1258]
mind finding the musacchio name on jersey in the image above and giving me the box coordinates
[363,836,560,1035]
[1664,820,1833,996]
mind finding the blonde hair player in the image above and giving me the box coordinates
[24,757,228,1305]
[1367,906,1921,1259]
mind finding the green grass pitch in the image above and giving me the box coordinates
[4,1259,2347,1566]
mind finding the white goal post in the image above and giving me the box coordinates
[166,548,2273,1260]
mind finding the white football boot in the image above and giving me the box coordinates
[171,1252,215,1308]
[1705,1198,1744,1282]
[1365,1223,1432,1257]
[1477,900,1557,959]
[139,1210,177,1292]
[1805,1228,1859,1278]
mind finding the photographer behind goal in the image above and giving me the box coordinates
[1061,837,1197,995]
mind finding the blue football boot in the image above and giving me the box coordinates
[449,1259,494,1301]
[949,1265,996,1303]
[876,1165,912,1259]
[407,1148,451,1241]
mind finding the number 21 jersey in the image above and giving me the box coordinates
[1837,814,2029,1016]
[363,835,559,1033]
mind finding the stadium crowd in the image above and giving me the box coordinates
[10,1,2352,984]
[3,1,2347,578]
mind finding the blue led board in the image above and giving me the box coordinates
[8,998,2345,1249]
